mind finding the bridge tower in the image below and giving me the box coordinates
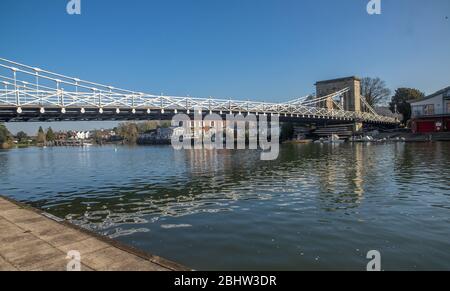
[315,76,363,131]
[315,76,361,112]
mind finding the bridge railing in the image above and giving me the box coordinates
[0,87,397,123]
[0,58,399,124]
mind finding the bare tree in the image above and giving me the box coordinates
[361,77,391,107]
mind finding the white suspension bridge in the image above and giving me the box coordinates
[0,58,398,124]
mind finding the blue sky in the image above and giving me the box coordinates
[1,0,449,134]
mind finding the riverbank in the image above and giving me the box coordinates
[1,144,449,270]
[0,142,13,149]
[375,131,450,142]
[285,130,450,144]
[0,196,190,271]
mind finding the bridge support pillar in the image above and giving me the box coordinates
[315,76,361,112]
[353,122,363,133]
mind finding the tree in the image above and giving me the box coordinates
[389,88,425,122]
[137,121,158,134]
[46,127,55,142]
[91,130,105,145]
[160,120,171,128]
[16,131,28,143]
[36,126,46,144]
[0,123,13,148]
[117,122,139,144]
[361,77,391,107]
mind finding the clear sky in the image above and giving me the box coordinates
[1,0,449,134]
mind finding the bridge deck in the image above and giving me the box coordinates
[0,57,399,124]
[0,196,189,271]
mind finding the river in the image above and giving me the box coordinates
[0,142,449,270]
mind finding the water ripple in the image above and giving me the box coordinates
[1,143,449,270]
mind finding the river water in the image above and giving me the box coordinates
[0,143,449,270]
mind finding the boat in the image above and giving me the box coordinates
[314,134,344,144]
[324,134,345,144]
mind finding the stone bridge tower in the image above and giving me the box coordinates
[315,76,361,112]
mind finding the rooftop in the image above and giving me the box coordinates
[315,76,361,86]
[409,86,450,104]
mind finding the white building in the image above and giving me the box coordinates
[75,131,91,140]
[410,87,450,133]
[411,87,450,117]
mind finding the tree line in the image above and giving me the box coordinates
[11,126,56,146]
[114,120,171,144]
[1,120,173,148]
[361,77,425,124]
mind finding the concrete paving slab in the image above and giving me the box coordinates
[0,196,190,271]
[0,256,17,271]
[58,237,110,255]
[82,247,168,271]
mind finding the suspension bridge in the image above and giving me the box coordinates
[0,58,398,125]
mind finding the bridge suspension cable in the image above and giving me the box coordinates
[0,57,398,124]
[360,95,378,116]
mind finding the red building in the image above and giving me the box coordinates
[410,87,450,133]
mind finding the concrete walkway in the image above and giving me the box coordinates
[0,196,189,271]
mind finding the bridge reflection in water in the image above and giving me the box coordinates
[0,143,449,270]
[0,144,413,230]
